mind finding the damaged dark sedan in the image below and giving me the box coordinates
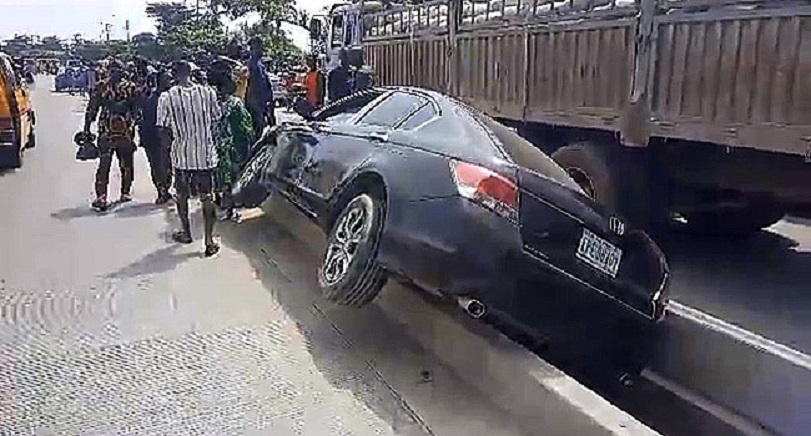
[235,87,670,375]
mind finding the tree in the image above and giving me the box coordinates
[146,2,195,33]
[147,1,226,60]
[40,36,63,52]
[132,33,161,60]
[208,0,295,23]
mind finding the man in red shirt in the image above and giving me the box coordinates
[304,56,325,109]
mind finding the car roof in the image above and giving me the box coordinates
[370,86,507,161]
[373,86,578,188]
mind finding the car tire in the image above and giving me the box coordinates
[318,191,388,307]
[7,142,23,169]
[684,205,785,236]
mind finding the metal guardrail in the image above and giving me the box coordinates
[363,0,809,40]
[364,0,451,39]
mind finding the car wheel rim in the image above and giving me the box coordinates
[322,195,374,286]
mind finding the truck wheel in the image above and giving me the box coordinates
[4,142,24,169]
[552,142,620,207]
[684,206,784,236]
[318,192,388,307]
[552,141,668,231]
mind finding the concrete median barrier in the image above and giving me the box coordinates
[262,194,656,435]
[374,285,658,436]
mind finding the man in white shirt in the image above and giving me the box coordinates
[157,60,221,257]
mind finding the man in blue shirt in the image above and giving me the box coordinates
[246,37,274,137]
[139,70,173,204]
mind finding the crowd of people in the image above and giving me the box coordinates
[82,38,279,257]
[78,40,376,258]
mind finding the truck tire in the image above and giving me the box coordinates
[3,143,23,169]
[684,206,784,236]
[552,142,617,208]
[318,192,388,307]
[552,141,668,232]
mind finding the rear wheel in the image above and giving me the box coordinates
[552,141,668,231]
[318,192,387,307]
[552,142,617,207]
[2,142,24,169]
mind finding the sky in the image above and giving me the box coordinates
[0,0,335,41]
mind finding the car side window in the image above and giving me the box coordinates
[397,103,437,130]
[316,91,381,124]
[358,93,427,128]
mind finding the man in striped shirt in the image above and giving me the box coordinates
[157,61,221,257]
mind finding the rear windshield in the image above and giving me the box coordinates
[460,105,581,191]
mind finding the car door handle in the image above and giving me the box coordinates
[368,132,388,142]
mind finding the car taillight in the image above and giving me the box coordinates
[450,160,519,221]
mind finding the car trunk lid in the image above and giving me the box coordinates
[517,168,669,321]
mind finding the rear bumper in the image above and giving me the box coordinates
[379,194,665,372]
[379,195,667,321]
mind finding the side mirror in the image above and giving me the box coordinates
[309,18,323,41]
[293,98,316,121]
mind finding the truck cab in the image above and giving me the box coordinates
[313,2,370,71]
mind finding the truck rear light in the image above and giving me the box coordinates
[450,160,518,221]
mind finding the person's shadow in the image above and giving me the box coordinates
[51,201,165,221]
[105,244,200,279]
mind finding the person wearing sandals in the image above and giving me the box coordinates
[208,60,254,221]
[156,60,222,257]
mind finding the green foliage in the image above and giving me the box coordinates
[1,1,303,64]
[146,2,227,60]
[145,0,300,62]
[73,40,131,61]
[209,0,296,22]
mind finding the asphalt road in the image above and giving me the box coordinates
[665,218,811,353]
[0,78,534,435]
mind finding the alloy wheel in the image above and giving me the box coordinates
[321,195,374,286]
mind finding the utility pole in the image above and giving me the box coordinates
[101,22,113,42]
[125,20,131,42]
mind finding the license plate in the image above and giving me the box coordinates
[576,228,622,278]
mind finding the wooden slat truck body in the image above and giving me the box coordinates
[325,0,811,234]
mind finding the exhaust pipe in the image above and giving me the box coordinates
[457,297,486,319]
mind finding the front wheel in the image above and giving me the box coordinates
[1,142,24,169]
[318,193,387,307]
